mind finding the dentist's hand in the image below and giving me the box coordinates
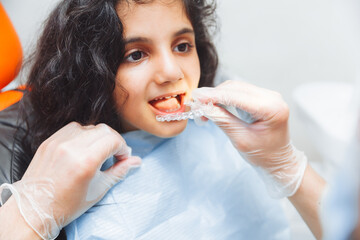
[0,122,141,240]
[192,80,307,198]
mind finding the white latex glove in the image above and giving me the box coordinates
[0,122,141,240]
[192,80,307,198]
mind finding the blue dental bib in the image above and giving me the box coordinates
[66,120,289,239]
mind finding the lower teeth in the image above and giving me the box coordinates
[155,109,205,122]
[164,104,181,113]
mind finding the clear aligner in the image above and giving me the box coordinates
[156,109,205,122]
[156,101,213,122]
[156,101,256,123]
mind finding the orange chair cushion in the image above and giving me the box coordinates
[0,87,25,111]
[0,3,23,90]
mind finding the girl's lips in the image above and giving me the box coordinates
[149,93,186,115]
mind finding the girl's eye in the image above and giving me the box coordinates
[174,43,192,53]
[126,51,145,62]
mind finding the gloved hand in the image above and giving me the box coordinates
[192,80,307,198]
[0,122,141,240]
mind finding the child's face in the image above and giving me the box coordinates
[114,0,201,137]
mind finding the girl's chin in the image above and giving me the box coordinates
[152,119,189,138]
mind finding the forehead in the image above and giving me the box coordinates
[116,0,185,16]
[116,0,192,36]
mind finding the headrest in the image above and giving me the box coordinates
[0,3,22,90]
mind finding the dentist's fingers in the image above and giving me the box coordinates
[60,123,133,171]
[192,80,288,122]
[84,124,131,169]
[197,101,249,128]
[85,156,142,202]
[27,122,136,182]
[104,156,142,183]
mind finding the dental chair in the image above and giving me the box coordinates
[0,2,24,111]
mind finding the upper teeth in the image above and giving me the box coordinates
[154,95,178,101]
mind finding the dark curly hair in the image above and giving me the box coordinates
[22,0,218,155]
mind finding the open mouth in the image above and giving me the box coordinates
[149,93,185,114]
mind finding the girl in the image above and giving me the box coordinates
[63,0,288,239]
[0,0,299,239]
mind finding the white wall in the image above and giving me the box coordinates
[2,0,60,89]
[216,0,359,170]
[2,0,60,53]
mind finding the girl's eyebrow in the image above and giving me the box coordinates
[173,27,194,37]
[123,28,194,45]
[123,37,150,45]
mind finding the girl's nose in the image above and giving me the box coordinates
[153,50,184,85]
